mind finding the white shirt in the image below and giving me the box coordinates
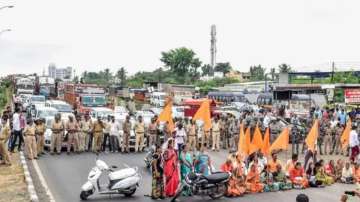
[349,130,359,148]
[174,128,186,145]
[342,167,353,178]
[12,113,21,131]
[109,122,121,136]
[330,120,338,129]
[263,115,270,128]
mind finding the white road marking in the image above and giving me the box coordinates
[20,151,39,202]
[33,159,56,202]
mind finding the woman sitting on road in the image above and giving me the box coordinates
[260,165,279,192]
[315,166,334,186]
[289,162,309,189]
[306,162,323,187]
[335,159,344,182]
[341,162,354,184]
[245,163,264,193]
[273,164,293,190]
[227,155,246,197]
[325,160,336,181]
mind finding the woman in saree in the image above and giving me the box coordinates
[315,167,334,186]
[273,164,292,190]
[289,162,309,189]
[163,139,180,197]
[194,147,212,176]
[179,144,193,196]
[227,154,246,196]
[245,163,264,193]
[151,145,165,199]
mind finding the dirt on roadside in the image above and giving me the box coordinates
[0,153,30,202]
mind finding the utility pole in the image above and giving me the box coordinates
[331,61,335,83]
[210,25,216,75]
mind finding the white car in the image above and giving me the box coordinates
[34,106,58,120]
[114,106,128,122]
[44,116,69,149]
[30,95,46,107]
[90,107,114,121]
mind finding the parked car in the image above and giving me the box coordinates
[89,107,114,121]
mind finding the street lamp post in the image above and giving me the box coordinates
[0,5,14,10]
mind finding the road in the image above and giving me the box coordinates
[29,151,358,202]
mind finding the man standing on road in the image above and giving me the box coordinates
[211,116,221,152]
[10,108,23,152]
[187,120,197,152]
[102,116,111,152]
[92,116,105,153]
[66,115,79,154]
[148,118,157,147]
[134,116,145,152]
[323,121,333,155]
[23,119,37,160]
[35,118,46,156]
[50,114,64,155]
[122,116,131,153]
[109,116,120,153]
[349,124,359,163]
[80,114,92,152]
[0,115,11,165]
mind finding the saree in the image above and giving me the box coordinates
[164,148,180,197]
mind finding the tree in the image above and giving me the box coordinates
[214,62,232,75]
[104,68,112,83]
[270,68,276,81]
[160,47,202,82]
[278,63,292,73]
[116,67,127,86]
[249,65,266,81]
[73,76,79,84]
[201,64,213,76]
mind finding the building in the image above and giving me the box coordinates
[48,64,73,80]
[225,70,250,82]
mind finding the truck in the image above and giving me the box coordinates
[16,77,34,95]
[35,76,56,99]
[64,83,107,114]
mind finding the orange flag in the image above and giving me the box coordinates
[269,127,289,153]
[237,123,245,155]
[248,143,259,155]
[157,100,174,132]
[305,119,319,152]
[261,127,271,156]
[243,127,251,155]
[193,99,212,131]
[251,124,263,151]
[341,120,352,150]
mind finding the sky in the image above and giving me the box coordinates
[1,0,360,77]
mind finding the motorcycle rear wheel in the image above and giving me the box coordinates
[124,188,136,197]
[208,184,226,200]
[80,191,90,200]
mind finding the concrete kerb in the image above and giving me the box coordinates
[19,151,39,202]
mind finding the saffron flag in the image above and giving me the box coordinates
[243,126,251,155]
[157,100,174,132]
[305,119,319,152]
[269,127,289,153]
[261,127,271,156]
[193,99,212,131]
[248,143,259,155]
[341,120,352,150]
[237,123,246,155]
[251,124,263,151]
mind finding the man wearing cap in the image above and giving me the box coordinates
[35,118,46,155]
[134,116,145,152]
[122,116,131,153]
[80,114,92,152]
[92,116,105,153]
[50,114,64,155]
[66,115,79,154]
[23,119,37,160]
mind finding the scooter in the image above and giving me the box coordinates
[80,159,141,200]
[171,169,230,202]
[144,144,155,168]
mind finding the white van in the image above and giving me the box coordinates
[150,92,166,107]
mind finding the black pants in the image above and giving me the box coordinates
[10,130,23,152]
[304,150,317,170]
[109,136,119,152]
[102,133,110,151]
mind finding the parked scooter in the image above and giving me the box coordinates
[80,159,141,200]
[171,169,230,202]
[144,144,155,168]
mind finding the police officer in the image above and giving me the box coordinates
[122,116,131,153]
[0,115,11,165]
[92,116,105,153]
[148,118,157,147]
[211,116,221,152]
[187,120,197,152]
[80,114,92,152]
[66,115,79,154]
[35,118,46,155]
[23,119,37,160]
[50,114,64,155]
[134,116,145,152]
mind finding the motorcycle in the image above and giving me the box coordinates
[171,169,230,202]
[80,159,141,200]
[144,144,155,168]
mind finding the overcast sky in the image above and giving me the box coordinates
[1,0,360,77]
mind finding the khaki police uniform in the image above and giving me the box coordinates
[35,122,46,154]
[51,120,64,154]
[134,121,145,152]
[187,123,197,151]
[0,123,11,165]
[67,120,79,153]
[211,121,221,151]
[80,119,92,151]
[92,121,104,152]
[23,124,37,159]
[148,122,157,147]
[122,121,131,152]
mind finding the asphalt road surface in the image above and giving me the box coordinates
[31,151,358,202]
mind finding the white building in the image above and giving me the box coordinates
[48,64,72,80]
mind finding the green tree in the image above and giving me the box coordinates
[201,64,213,76]
[116,67,127,86]
[249,65,266,81]
[160,47,202,82]
[278,63,292,73]
[214,62,232,75]
[333,71,360,83]
[270,67,276,81]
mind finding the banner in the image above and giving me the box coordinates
[344,89,360,104]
